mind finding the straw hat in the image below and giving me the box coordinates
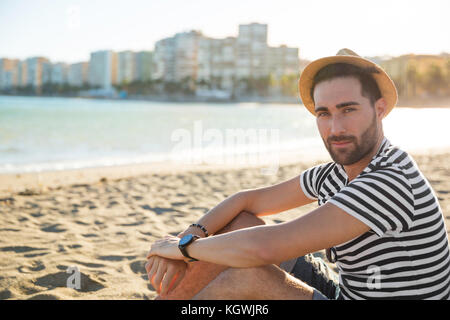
[298,48,398,116]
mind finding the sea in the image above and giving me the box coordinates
[0,95,449,174]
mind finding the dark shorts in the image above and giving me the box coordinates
[281,253,342,300]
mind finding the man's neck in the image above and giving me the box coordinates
[343,134,385,182]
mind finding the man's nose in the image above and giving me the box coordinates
[330,116,346,136]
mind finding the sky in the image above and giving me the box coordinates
[0,0,449,63]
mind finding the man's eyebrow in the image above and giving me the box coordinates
[314,101,360,113]
[314,106,329,113]
[335,101,360,108]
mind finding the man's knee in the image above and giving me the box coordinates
[206,266,266,298]
[217,210,265,235]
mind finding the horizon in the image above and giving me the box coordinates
[1,0,449,63]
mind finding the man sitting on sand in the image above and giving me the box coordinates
[145,49,450,300]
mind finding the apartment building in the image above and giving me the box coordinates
[0,58,19,89]
[236,23,268,79]
[88,50,117,89]
[50,63,70,85]
[135,51,153,82]
[117,51,137,85]
[68,62,89,87]
[267,45,300,79]
[25,57,50,89]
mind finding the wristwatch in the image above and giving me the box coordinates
[178,234,200,262]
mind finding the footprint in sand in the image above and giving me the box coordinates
[129,260,149,280]
[0,289,13,299]
[129,260,146,274]
[18,260,45,273]
[34,271,105,292]
[70,261,106,268]
[40,224,67,233]
[1,246,46,253]
[27,293,59,300]
[140,205,178,215]
[97,255,137,262]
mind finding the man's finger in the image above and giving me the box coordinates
[145,256,155,274]
[169,266,186,293]
[160,265,177,297]
[152,261,167,294]
[148,258,160,288]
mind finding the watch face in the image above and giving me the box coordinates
[179,234,193,246]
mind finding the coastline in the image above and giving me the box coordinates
[1,146,450,197]
[2,93,450,108]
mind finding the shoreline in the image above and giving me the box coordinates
[1,146,449,197]
[1,93,450,109]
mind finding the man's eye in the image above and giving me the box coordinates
[344,108,355,113]
[317,112,329,117]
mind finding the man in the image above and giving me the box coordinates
[145,49,450,300]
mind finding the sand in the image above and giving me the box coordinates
[0,151,449,300]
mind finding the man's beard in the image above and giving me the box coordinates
[324,110,379,166]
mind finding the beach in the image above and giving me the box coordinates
[0,149,449,300]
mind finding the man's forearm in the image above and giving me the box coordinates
[186,224,271,268]
[180,191,250,237]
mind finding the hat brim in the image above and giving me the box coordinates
[298,55,398,116]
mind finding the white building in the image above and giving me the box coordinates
[117,51,137,85]
[0,58,19,89]
[153,37,175,82]
[267,45,299,79]
[68,62,89,87]
[211,37,236,91]
[135,51,153,82]
[25,57,50,89]
[50,63,70,85]
[88,50,117,89]
[236,23,268,79]
[154,31,202,83]
[173,31,201,82]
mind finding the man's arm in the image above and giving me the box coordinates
[148,202,370,268]
[147,174,315,296]
[182,174,315,238]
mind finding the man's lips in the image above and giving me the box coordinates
[330,140,352,147]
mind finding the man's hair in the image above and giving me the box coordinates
[310,63,382,106]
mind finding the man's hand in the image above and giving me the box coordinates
[145,255,187,296]
[147,235,184,261]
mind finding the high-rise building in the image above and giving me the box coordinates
[267,45,299,79]
[88,50,117,89]
[68,62,89,87]
[25,57,50,89]
[154,31,202,83]
[173,31,202,82]
[0,58,19,89]
[135,51,153,82]
[153,37,175,82]
[236,23,268,79]
[16,61,28,87]
[210,37,237,91]
[117,51,137,85]
[50,63,70,85]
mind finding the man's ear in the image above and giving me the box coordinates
[374,97,388,120]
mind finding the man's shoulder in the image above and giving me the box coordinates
[370,143,417,173]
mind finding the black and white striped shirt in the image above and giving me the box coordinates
[300,137,450,299]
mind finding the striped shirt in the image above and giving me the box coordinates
[300,137,450,299]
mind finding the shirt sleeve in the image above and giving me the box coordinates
[299,162,333,200]
[327,168,414,237]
